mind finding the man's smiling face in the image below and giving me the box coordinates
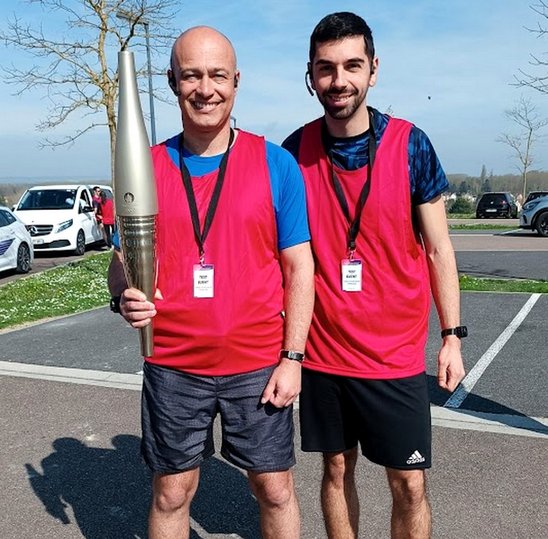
[170,27,239,136]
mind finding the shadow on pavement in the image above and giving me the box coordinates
[427,374,547,435]
[25,434,260,539]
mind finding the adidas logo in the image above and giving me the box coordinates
[406,450,425,465]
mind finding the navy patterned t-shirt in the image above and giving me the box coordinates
[282,107,448,205]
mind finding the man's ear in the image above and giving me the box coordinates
[369,57,379,87]
[167,70,180,96]
[305,62,315,96]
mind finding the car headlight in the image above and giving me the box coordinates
[56,219,73,232]
[522,200,541,212]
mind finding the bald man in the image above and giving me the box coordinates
[108,27,314,539]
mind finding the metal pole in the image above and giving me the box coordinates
[143,22,157,145]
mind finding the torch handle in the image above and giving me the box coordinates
[117,214,157,358]
[139,325,154,357]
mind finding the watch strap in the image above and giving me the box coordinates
[279,349,305,362]
[110,296,121,314]
[441,326,468,339]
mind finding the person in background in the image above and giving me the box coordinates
[108,26,314,539]
[92,186,102,215]
[99,190,115,249]
[283,12,466,539]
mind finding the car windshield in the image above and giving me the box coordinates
[17,189,78,210]
[525,192,548,203]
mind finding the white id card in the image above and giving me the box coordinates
[341,258,362,292]
[193,264,214,298]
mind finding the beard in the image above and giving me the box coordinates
[318,89,366,120]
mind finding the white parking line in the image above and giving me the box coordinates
[1,360,546,439]
[444,293,542,409]
[0,360,142,390]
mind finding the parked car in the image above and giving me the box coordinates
[524,191,548,204]
[0,206,34,274]
[475,192,518,219]
[12,184,112,255]
[520,194,548,237]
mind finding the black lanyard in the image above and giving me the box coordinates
[178,129,234,263]
[328,108,377,257]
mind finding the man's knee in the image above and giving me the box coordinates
[386,469,427,508]
[323,449,358,486]
[152,470,199,513]
[248,470,295,509]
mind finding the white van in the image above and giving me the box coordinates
[13,184,113,255]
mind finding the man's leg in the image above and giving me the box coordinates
[321,448,359,538]
[248,469,300,539]
[386,468,431,539]
[148,468,200,539]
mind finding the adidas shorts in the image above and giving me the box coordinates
[299,370,431,469]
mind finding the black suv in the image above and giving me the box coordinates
[476,192,518,219]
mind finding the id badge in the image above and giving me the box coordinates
[193,264,214,298]
[341,258,362,292]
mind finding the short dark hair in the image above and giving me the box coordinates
[309,12,375,66]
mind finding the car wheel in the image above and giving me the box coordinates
[15,243,31,273]
[75,229,86,255]
[535,211,548,237]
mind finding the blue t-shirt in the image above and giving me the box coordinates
[282,107,448,205]
[114,133,310,251]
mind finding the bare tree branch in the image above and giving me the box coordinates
[0,0,180,179]
[497,96,548,197]
[514,1,548,94]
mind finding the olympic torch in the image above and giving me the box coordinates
[114,50,158,357]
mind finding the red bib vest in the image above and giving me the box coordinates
[147,130,284,375]
[299,117,430,379]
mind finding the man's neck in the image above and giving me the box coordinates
[324,105,371,138]
[182,125,235,157]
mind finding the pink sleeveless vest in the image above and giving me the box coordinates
[299,117,430,378]
[146,130,284,375]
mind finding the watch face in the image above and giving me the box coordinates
[457,326,468,338]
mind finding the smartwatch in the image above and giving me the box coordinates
[279,349,305,363]
[110,296,121,314]
[441,326,468,339]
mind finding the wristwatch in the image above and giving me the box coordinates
[110,296,121,314]
[441,326,468,339]
[279,349,305,363]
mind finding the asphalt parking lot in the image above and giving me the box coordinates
[0,226,546,538]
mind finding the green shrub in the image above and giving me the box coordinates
[448,197,474,214]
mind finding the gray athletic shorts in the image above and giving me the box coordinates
[141,362,296,474]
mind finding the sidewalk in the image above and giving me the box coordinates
[1,372,546,538]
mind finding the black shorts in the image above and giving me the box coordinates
[299,369,431,469]
[141,362,296,474]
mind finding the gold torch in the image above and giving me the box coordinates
[114,50,158,357]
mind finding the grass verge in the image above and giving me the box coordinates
[0,253,546,331]
[0,252,111,330]
[449,223,516,231]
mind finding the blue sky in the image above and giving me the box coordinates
[0,0,547,182]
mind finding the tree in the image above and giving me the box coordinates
[514,1,548,94]
[480,164,487,183]
[497,96,548,198]
[481,178,492,193]
[448,197,474,215]
[457,180,469,195]
[0,0,179,179]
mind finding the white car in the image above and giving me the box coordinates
[13,184,112,255]
[0,206,34,274]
